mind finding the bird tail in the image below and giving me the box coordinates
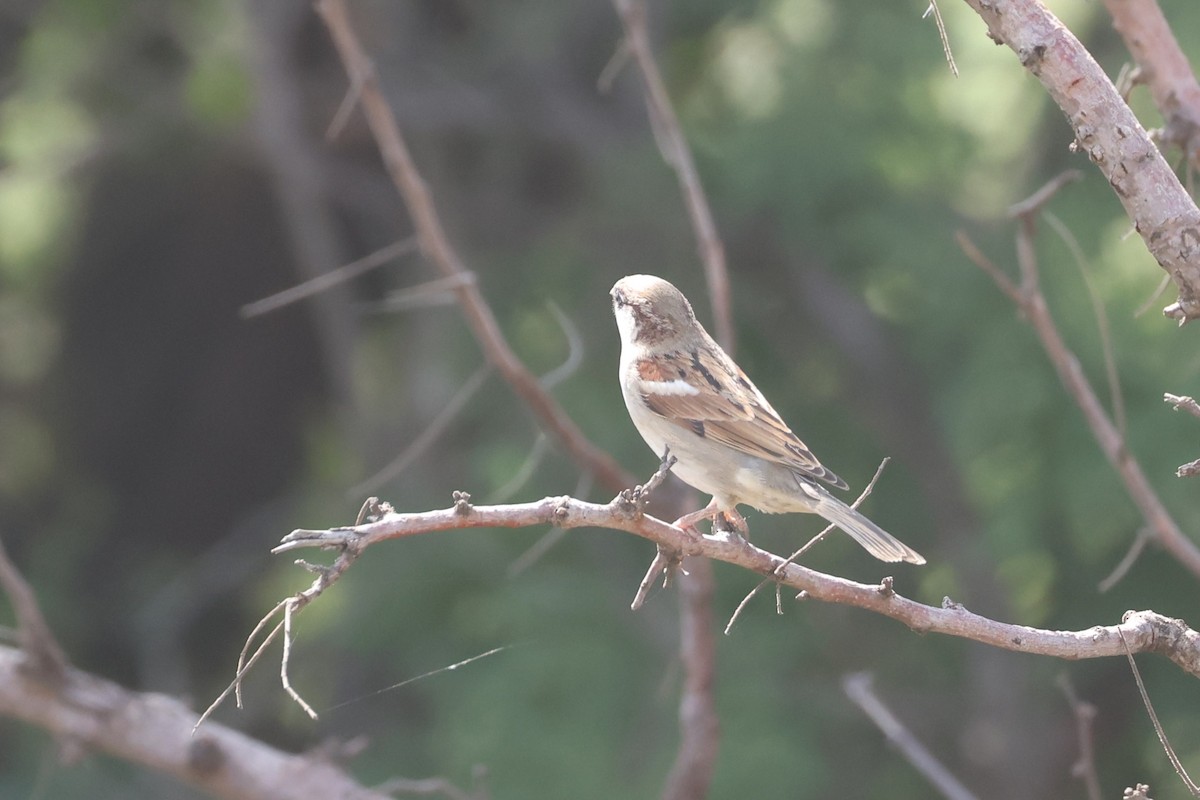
[812,492,925,565]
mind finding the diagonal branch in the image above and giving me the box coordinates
[612,0,733,352]
[958,177,1200,580]
[958,0,1200,323]
[0,533,67,685]
[315,0,633,494]
[1100,0,1200,173]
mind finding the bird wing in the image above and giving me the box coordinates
[633,348,848,490]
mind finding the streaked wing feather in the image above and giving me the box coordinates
[635,350,847,489]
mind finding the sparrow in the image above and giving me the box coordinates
[611,274,925,565]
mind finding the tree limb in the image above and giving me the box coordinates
[274,494,1200,678]
[958,0,1200,323]
[0,644,390,800]
[1100,0,1200,173]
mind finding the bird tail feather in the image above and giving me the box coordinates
[813,493,925,565]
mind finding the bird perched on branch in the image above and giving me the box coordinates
[611,274,925,565]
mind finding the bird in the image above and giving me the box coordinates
[611,274,925,565]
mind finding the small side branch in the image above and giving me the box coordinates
[844,672,978,800]
[0,533,68,685]
[959,174,1200,581]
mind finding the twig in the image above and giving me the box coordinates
[959,175,1200,580]
[612,0,733,351]
[1098,528,1150,593]
[1176,459,1200,479]
[352,365,492,497]
[923,2,959,77]
[0,533,68,685]
[1119,630,1200,795]
[369,273,476,314]
[630,546,682,611]
[235,604,286,710]
[725,458,890,635]
[198,527,366,728]
[1005,170,1082,218]
[958,0,1200,323]
[1134,273,1173,318]
[1042,210,1126,437]
[1057,673,1103,800]
[241,238,417,318]
[538,301,584,391]
[843,672,978,800]
[281,599,317,720]
[1165,393,1200,420]
[315,0,634,495]
[372,776,478,800]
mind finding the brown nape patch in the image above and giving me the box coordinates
[631,303,673,344]
[688,419,706,437]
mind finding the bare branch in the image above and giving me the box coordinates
[1043,211,1126,437]
[958,0,1200,322]
[960,177,1200,580]
[1098,528,1151,593]
[0,645,391,800]
[0,533,68,685]
[612,0,733,351]
[844,672,978,800]
[353,366,492,497]
[923,2,959,78]
[315,0,634,494]
[281,598,317,720]
[271,495,1200,678]
[630,545,682,611]
[1119,631,1200,795]
[1100,0,1200,173]
[1057,673,1103,800]
[1165,393,1200,420]
[241,238,417,318]
[373,775,481,800]
[1005,169,1082,218]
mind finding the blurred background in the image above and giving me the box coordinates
[3,0,1200,797]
